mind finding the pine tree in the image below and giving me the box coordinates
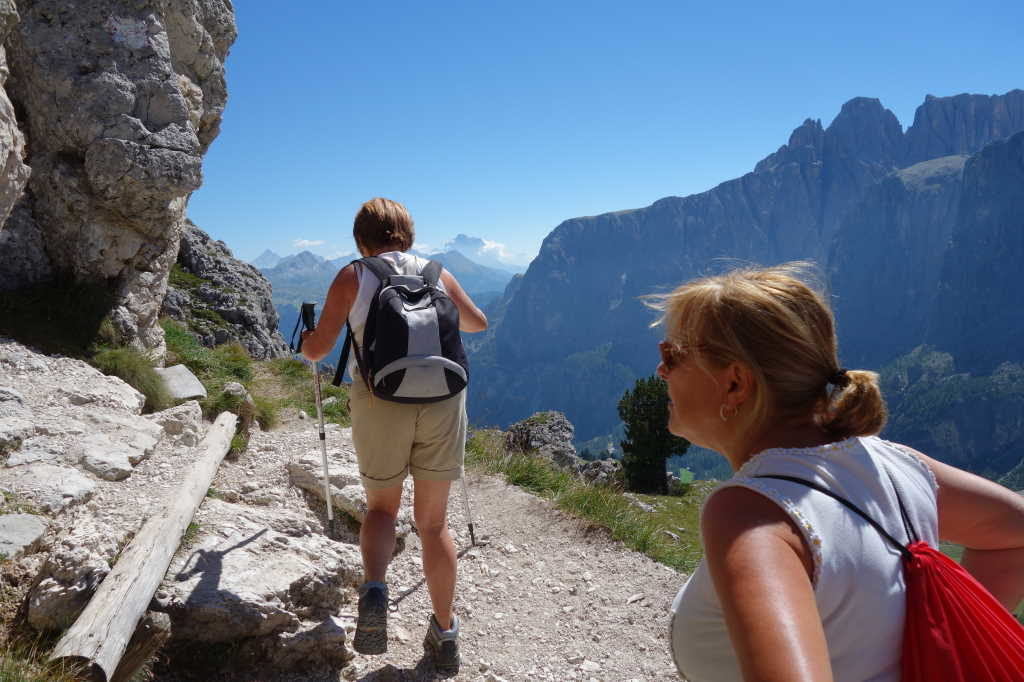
[618,376,690,493]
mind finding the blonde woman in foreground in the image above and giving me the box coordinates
[656,263,1024,681]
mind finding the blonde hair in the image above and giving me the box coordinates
[649,262,886,439]
[353,197,415,253]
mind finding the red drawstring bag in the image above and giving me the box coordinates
[757,473,1024,682]
[901,541,1024,681]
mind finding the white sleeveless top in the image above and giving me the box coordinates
[345,251,447,380]
[670,436,939,682]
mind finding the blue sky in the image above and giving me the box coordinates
[188,0,1022,266]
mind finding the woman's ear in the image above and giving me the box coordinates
[724,362,755,408]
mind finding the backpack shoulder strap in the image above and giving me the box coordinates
[358,256,397,282]
[754,474,913,561]
[421,260,443,287]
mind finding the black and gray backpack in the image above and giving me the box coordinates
[331,256,469,403]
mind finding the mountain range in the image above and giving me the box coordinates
[467,90,1024,480]
[259,248,515,361]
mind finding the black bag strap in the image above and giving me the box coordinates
[331,324,352,387]
[358,256,397,282]
[754,474,914,561]
[421,260,443,287]
[288,314,304,353]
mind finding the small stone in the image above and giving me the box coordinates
[626,592,644,604]
[580,660,601,673]
[298,410,308,420]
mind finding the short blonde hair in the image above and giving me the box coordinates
[353,197,415,253]
[649,262,886,439]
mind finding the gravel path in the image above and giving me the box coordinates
[163,415,687,681]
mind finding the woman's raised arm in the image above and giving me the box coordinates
[300,264,358,363]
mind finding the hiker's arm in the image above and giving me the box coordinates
[703,486,834,682]
[440,269,488,332]
[909,446,1024,610]
[301,264,358,362]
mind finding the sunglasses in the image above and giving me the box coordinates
[659,340,702,370]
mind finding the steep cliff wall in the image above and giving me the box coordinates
[472,90,1024,443]
[929,131,1024,373]
[829,154,966,367]
[0,0,236,358]
[162,220,289,360]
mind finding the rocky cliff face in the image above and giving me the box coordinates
[162,220,288,360]
[929,131,1024,373]
[472,90,1024,444]
[0,0,237,357]
[829,154,966,367]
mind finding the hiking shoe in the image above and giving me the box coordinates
[353,582,388,655]
[423,613,460,677]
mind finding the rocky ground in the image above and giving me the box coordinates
[1,338,686,681]
[155,415,684,681]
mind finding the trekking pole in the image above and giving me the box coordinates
[300,302,334,524]
[459,476,480,547]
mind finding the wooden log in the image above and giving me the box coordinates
[50,411,238,682]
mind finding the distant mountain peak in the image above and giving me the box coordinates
[251,249,281,269]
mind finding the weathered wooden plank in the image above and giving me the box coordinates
[50,411,238,682]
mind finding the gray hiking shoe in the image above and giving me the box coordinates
[423,613,460,677]
[353,582,388,655]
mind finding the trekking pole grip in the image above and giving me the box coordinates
[301,302,317,331]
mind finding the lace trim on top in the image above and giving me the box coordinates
[735,436,862,477]
[711,479,825,586]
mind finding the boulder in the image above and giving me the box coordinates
[74,434,134,481]
[0,463,95,513]
[287,450,414,539]
[579,458,623,488]
[27,521,122,631]
[0,513,48,559]
[162,221,289,360]
[159,499,362,654]
[156,365,207,401]
[504,411,582,472]
[2,0,238,355]
[147,400,204,447]
[0,2,31,231]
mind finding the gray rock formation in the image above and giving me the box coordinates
[0,513,47,560]
[470,90,1024,443]
[504,411,582,472]
[1,0,237,357]
[0,1,31,229]
[162,220,289,359]
[156,364,207,401]
[929,131,1024,374]
[904,91,1024,165]
[158,499,362,666]
[579,458,622,488]
[829,154,966,367]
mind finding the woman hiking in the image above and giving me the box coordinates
[301,197,487,676]
[654,263,1024,681]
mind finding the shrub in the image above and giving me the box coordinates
[91,347,172,412]
[618,376,690,493]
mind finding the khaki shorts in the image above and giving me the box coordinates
[349,379,467,490]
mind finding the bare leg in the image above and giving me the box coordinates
[361,484,403,583]
[414,478,457,630]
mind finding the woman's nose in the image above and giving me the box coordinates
[656,360,668,379]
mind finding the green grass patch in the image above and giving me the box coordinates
[182,522,201,548]
[0,275,119,358]
[0,491,39,516]
[169,264,205,291]
[91,347,172,413]
[191,307,229,328]
[466,430,709,573]
[0,642,85,682]
[262,357,350,427]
